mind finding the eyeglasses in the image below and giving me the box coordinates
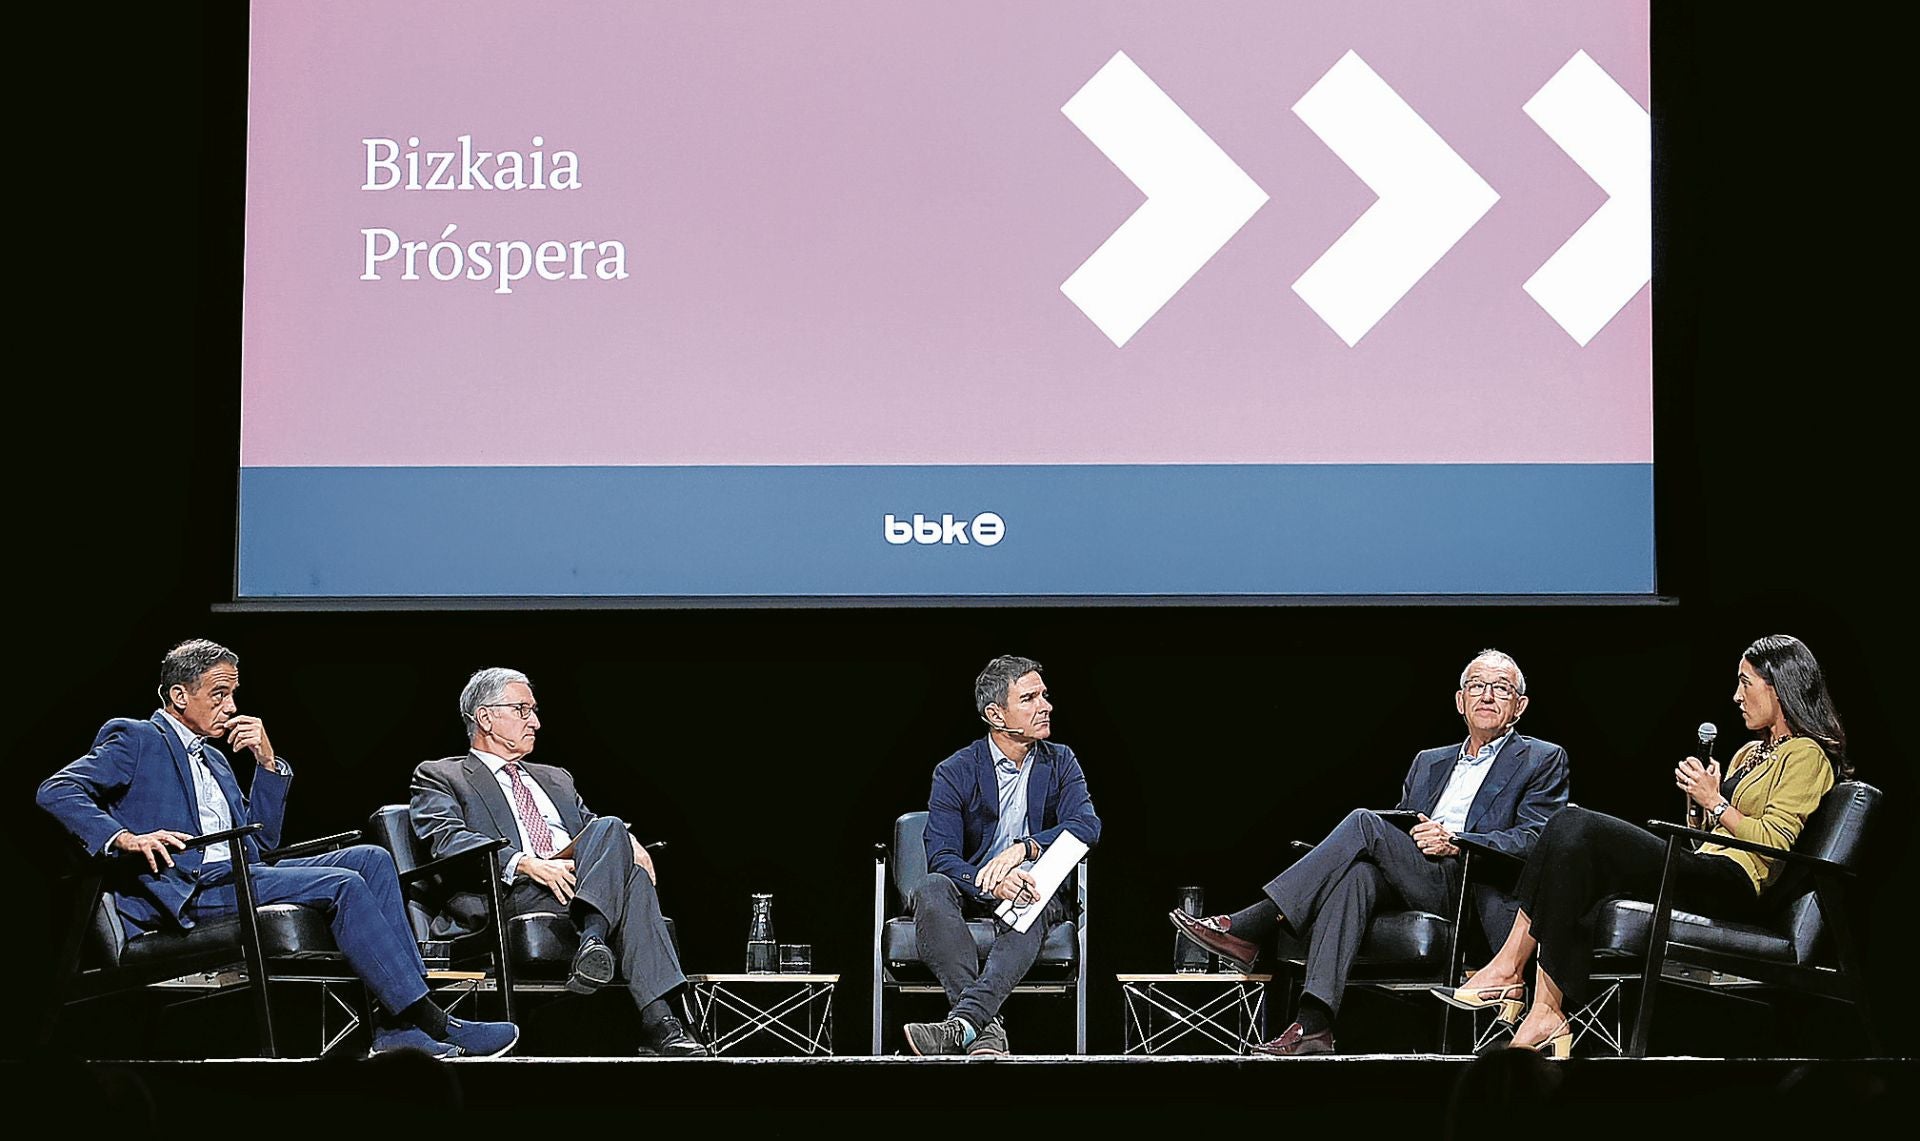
[479,702,539,720]
[1462,680,1519,700]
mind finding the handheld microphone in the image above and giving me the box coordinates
[1687,722,1718,823]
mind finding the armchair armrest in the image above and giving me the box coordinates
[1455,836,1526,876]
[1642,821,1854,878]
[397,836,509,885]
[102,822,264,863]
[263,829,363,863]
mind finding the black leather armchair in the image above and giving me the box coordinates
[365,804,676,1026]
[46,823,365,1058]
[1590,780,1881,1056]
[871,811,1087,1054]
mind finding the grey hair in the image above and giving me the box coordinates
[975,654,1044,716]
[1460,649,1527,695]
[460,667,531,736]
[157,639,239,704]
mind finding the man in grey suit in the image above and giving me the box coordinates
[1170,650,1570,1055]
[408,667,706,1055]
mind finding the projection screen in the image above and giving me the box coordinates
[238,1,1653,601]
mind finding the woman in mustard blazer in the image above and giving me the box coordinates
[1435,634,1850,1056]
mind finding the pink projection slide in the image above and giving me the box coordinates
[238,2,1652,599]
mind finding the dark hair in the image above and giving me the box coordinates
[974,655,1043,717]
[157,639,239,705]
[1744,634,1850,778]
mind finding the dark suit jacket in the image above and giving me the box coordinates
[1396,731,1571,943]
[37,711,291,933]
[924,736,1102,905]
[408,751,597,936]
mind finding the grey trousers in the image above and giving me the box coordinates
[1263,808,1454,1016]
[910,873,1066,1031]
[506,815,686,1009]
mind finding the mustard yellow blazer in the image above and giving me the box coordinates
[1697,736,1837,894]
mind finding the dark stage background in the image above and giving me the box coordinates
[11,5,1908,1061]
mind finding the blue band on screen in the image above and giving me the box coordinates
[237,464,1653,598]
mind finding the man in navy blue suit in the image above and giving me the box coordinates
[903,655,1102,1057]
[37,638,519,1058]
[1170,649,1570,1055]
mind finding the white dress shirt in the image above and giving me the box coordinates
[161,710,234,863]
[473,749,573,882]
[1429,729,1512,833]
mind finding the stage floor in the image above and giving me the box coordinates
[14,1054,1912,1127]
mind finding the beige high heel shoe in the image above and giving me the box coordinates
[1507,1016,1573,1059]
[1431,982,1526,1025]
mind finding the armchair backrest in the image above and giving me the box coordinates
[889,812,930,910]
[366,804,438,942]
[83,888,129,970]
[1773,780,1880,964]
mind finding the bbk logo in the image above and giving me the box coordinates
[884,512,1006,547]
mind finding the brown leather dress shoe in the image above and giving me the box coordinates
[1167,910,1260,972]
[1251,1021,1335,1056]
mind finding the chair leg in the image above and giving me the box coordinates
[484,867,517,1025]
[1815,878,1879,1056]
[872,856,887,1055]
[1627,838,1684,1058]
[231,856,279,1058]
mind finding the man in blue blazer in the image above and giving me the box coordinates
[903,655,1102,1056]
[36,639,518,1058]
[1171,650,1570,1055]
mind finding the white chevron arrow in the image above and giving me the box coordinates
[1061,52,1269,347]
[1523,50,1651,346]
[1291,51,1499,346]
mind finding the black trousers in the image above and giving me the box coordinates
[506,815,686,1010]
[1516,806,1758,1008]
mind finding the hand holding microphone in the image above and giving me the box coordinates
[1682,722,1717,821]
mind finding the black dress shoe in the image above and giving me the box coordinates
[566,934,616,994]
[637,1016,710,1057]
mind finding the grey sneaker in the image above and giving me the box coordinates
[966,1017,1009,1056]
[903,1016,972,1056]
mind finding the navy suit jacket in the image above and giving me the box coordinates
[1396,732,1569,856]
[1396,731,1570,941]
[924,736,1102,905]
[37,711,291,933]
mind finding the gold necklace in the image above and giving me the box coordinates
[1733,733,1794,779]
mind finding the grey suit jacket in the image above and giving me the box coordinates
[409,751,597,936]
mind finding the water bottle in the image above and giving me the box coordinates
[1174,886,1213,973]
[745,893,777,973]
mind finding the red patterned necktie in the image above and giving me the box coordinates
[502,761,558,858]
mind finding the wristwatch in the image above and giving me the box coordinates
[1707,801,1731,828]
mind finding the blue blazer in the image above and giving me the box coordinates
[923,736,1102,905]
[37,711,291,933]
[1396,732,1569,858]
[1397,731,1570,944]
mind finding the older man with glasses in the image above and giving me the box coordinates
[1169,649,1569,1055]
[409,667,707,1056]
